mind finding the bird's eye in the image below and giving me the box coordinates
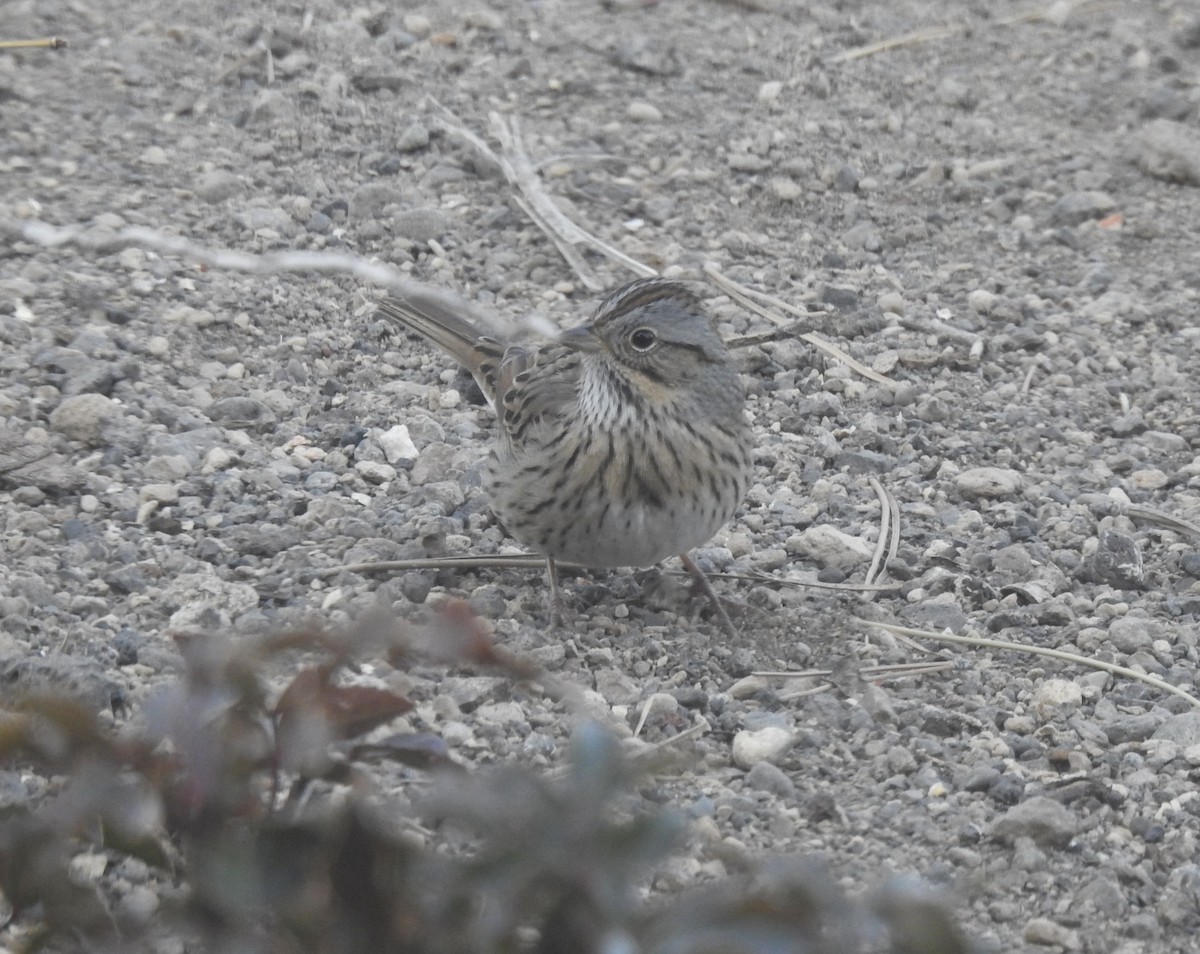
[629,328,658,352]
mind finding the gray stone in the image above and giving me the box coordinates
[784,525,873,571]
[48,393,119,444]
[1133,119,1200,186]
[194,170,242,203]
[1048,191,1117,227]
[393,207,451,241]
[1152,711,1200,748]
[989,796,1077,848]
[1107,616,1157,653]
[350,182,404,219]
[396,123,430,152]
[1104,713,1165,745]
[731,726,794,768]
[745,761,796,799]
[206,397,278,430]
[1080,530,1145,589]
[955,467,1022,499]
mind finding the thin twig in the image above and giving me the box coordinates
[1021,357,1040,394]
[780,684,832,700]
[3,217,434,297]
[863,476,900,593]
[492,113,656,283]
[319,553,550,578]
[891,311,981,345]
[0,37,67,50]
[752,660,954,681]
[627,716,711,762]
[430,101,655,288]
[830,26,959,63]
[633,692,677,738]
[725,323,817,348]
[1126,505,1200,541]
[704,262,893,385]
[709,571,902,593]
[829,1,1112,63]
[703,261,812,325]
[862,620,1200,710]
[533,152,626,173]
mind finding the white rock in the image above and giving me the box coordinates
[954,466,1023,498]
[162,572,259,618]
[48,393,118,444]
[627,101,663,122]
[139,145,169,166]
[728,675,772,698]
[785,524,874,571]
[145,454,192,480]
[1032,678,1083,718]
[769,177,803,201]
[117,884,160,922]
[731,726,794,769]
[1022,917,1079,949]
[139,482,180,505]
[68,851,108,883]
[877,291,906,315]
[474,701,527,725]
[202,446,236,472]
[758,80,784,103]
[378,424,420,463]
[355,460,397,484]
[440,720,475,746]
[118,247,147,271]
[403,13,432,37]
[967,289,997,314]
[1130,468,1168,490]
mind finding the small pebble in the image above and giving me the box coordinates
[758,80,783,103]
[731,726,794,769]
[627,101,663,122]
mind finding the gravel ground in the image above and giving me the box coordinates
[4,0,1200,950]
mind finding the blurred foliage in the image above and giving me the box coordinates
[0,603,969,954]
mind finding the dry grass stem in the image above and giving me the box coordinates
[891,311,981,345]
[863,477,901,593]
[863,620,1200,710]
[725,323,818,348]
[627,716,712,761]
[704,262,893,385]
[753,660,954,682]
[1126,505,1200,541]
[633,692,679,738]
[1021,357,1043,394]
[2,216,442,299]
[831,26,960,63]
[0,37,67,49]
[711,571,902,594]
[430,101,656,289]
[830,1,1110,63]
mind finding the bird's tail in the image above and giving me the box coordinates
[376,290,505,402]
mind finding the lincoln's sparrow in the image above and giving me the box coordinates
[376,277,752,634]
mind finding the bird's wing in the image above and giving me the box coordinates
[495,345,580,442]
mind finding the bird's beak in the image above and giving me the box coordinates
[557,324,603,353]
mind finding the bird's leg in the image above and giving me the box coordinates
[679,552,737,639]
[545,556,567,628]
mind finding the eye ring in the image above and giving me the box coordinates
[628,327,658,352]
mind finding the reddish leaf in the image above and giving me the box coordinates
[275,667,413,741]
